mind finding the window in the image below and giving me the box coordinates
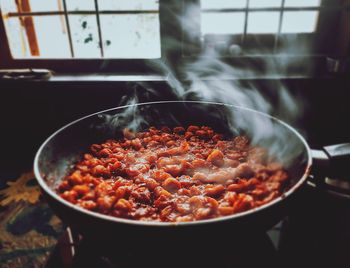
[185,0,340,56]
[0,0,161,59]
[201,0,321,35]
[0,0,349,73]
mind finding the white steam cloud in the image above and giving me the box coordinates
[109,2,310,166]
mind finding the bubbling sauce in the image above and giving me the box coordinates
[58,126,289,222]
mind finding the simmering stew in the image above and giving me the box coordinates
[58,126,289,222]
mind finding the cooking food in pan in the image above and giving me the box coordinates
[58,125,289,222]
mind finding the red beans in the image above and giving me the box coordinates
[58,126,289,222]
[207,149,224,166]
[163,178,181,192]
[79,200,97,210]
[204,185,225,197]
[72,185,90,195]
[131,187,151,203]
[173,127,185,134]
[115,198,132,211]
[68,171,83,185]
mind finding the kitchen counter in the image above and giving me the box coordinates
[0,170,63,267]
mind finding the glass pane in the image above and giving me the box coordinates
[249,0,282,8]
[29,0,63,12]
[0,0,64,12]
[0,0,18,13]
[285,0,320,7]
[69,15,101,58]
[33,15,71,58]
[201,0,246,9]
[201,12,245,34]
[281,11,319,33]
[66,0,95,11]
[100,14,161,58]
[99,0,158,11]
[247,12,280,33]
[2,17,31,58]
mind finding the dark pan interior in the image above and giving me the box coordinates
[36,101,309,192]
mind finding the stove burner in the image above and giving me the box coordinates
[307,175,350,199]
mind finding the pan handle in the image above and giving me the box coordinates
[311,143,350,180]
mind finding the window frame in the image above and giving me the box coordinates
[0,0,173,73]
[0,0,348,74]
[182,0,345,57]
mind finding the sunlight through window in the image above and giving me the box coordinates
[200,0,321,39]
[201,0,246,9]
[285,0,321,7]
[249,0,282,8]
[281,11,319,33]
[247,12,280,34]
[0,0,161,58]
[202,12,245,34]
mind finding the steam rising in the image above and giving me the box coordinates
[106,2,309,166]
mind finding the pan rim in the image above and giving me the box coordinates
[34,100,312,227]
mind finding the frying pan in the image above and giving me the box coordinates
[33,101,350,246]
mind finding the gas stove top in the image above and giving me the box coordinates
[46,225,281,268]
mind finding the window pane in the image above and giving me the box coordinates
[98,0,158,11]
[249,0,282,8]
[285,0,320,7]
[33,15,71,58]
[69,15,100,58]
[247,12,279,33]
[0,0,64,12]
[29,0,63,12]
[201,12,245,34]
[2,17,31,58]
[3,15,72,58]
[281,11,318,33]
[100,14,161,58]
[66,0,95,11]
[201,0,246,9]
[0,0,18,13]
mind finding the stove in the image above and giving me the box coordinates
[46,225,281,268]
[44,182,350,268]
